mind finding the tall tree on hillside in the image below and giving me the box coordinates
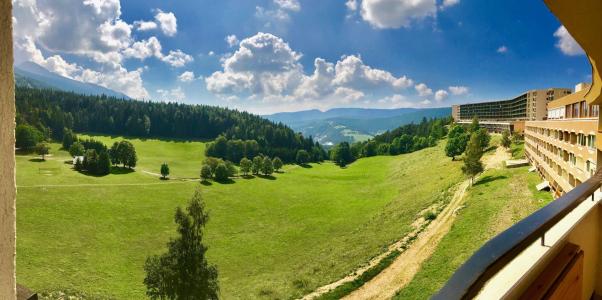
[445,125,468,160]
[261,157,274,176]
[331,142,354,167]
[16,124,42,150]
[144,190,219,299]
[161,163,170,180]
[62,128,77,150]
[501,130,511,148]
[469,116,480,133]
[252,156,263,175]
[98,151,112,175]
[296,150,310,165]
[272,157,283,172]
[200,164,212,182]
[35,142,50,160]
[214,163,229,182]
[462,133,484,185]
[69,142,85,157]
[240,157,252,176]
[474,128,491,150]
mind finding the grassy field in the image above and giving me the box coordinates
[17,136,465,299]
[393,164,553,299]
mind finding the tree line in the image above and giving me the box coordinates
[15,86,323,162]
[329,117,452,167]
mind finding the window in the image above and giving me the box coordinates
[581,101,588,117]
[578,133,587,146]
[573,103,580,118]
[592,105,599,118]
[569,153,576,166]
[588,134,596,150]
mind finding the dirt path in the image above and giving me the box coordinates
[304,146,511,300]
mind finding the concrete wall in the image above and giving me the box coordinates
[0,0,16,299]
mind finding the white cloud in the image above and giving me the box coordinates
[449,85,469,95]
[497,45,508,54]
[225,35,239,48]
[415,83,433,97]
[208,51,215,56]
[206,32,418,108]
[255,0,301,27]
[155,9,177,36]
[554,26,585,56]
[420,99,432,106]
[346,0,358,11]
[440,0,460,9]
[134,20,157,31]
[123,37,162,60]
[360,0,437,29]
[274,0,301,12]
[178,71,196,82]
[434,89,448,102]
[157,87,185,101]
[161,50,194,67]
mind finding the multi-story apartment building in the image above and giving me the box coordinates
[453,88,572,132]
[524,83,600,197]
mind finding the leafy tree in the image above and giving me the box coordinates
[200,164,212,181]
[261,157,274,176]
[462,133,484,184]
[62,128,77,150]
[109,141,137,169]
[143,190,219,300]
[69,142,85,157]
[474,128,491,150]
[15,124,42,150]
[445,125,469,160]
[161,163,170,179]
[214,163,229,182]
[469,116,480,133]
[203,157,222,176]
[272,157,283,172]
[252,156,263,175]
[98,151,112,175]
[239,157,252,176]
[225,160,238,177]
[35,142,50,160]
[296,150,310,165]
[74,157,83,171]
[331,142,354,167]
[362,141,377,157]
[501,130,511,148]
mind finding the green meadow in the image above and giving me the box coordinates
[16,135,464,299]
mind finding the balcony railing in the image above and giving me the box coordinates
[433,167,602,299]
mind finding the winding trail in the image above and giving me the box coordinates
[304,146,510,300]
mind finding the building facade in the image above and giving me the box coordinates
[455,88,572,132]
[524,84,601,197]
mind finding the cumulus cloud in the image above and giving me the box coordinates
[161,50,194,67]
[434,89,448,102]
[206,32,418,108]
[346,0,358,11]
[255,0,301,27]
[155,9,177,36]
[178,71,196,82]
[415,83,433,97]
[157,87,185,101]
[440,0,460,9]
[134,20,157,31]
[12,0,193,98]
[359,0,437,29]
[554,26,585,56]
[449,85,469,95]
[497,45,508,54]
[225,35,239,48]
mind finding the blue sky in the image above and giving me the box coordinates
[13,0,590,114]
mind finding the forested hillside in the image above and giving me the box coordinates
[15,86,322,162]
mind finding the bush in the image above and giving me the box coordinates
[16,124,43,150]
[214,163,229,182]
[200,164,212,181]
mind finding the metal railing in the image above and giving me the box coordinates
[433,168,602,299]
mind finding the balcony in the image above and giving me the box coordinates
[435,169,602,299]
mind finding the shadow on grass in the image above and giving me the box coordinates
[257,174,276,180]
[200,180,212,186]
[110,167,135,175]
[240,175,255,179]
[29,158,45,162]
[159,177,169,181]
[474,175,507,186]
[484,145,498,153]
[215,178,235,184]
[298,163,312,168]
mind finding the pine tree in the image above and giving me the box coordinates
[252,156,262,175]
[161,163,170,179]
[144,190,219,299]
[501,130,511,148]
[462,133,484,185]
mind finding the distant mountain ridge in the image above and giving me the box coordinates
[14,61,130,99]
[264,107,451,145]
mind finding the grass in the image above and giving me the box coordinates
[17,136,465,299]
[393,165,553,300]
[511,140,525,159]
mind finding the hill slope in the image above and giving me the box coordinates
[264,107,451,145]
[14,61,130,99]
